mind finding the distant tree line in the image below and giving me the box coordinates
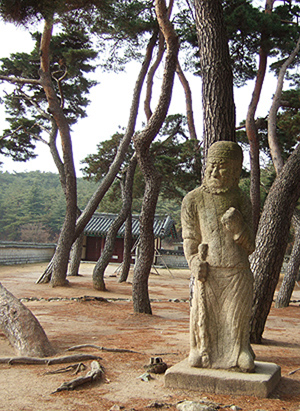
[0,170,186,243]
[0,171,97,242]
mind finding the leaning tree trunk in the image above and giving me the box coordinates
[275,211,300,308]
[0,283,55,357]
[144,31,165,121]
[176,61,201,181]
[266,35,300,309]
[38,25,157,286]
[118,213,133,283]
[68,207,85,277]
[250,143,300,343]
[246,46,267,235]
[176,61,198,141]
[132,0,179,314]
[93,156,137,290]
[68,231,84,276]
[39,19,77,287]
[73,35,158,242]
[131,167,162,314]
[195,0,236,170]
[245,0,275,234]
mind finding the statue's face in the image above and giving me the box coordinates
[205,158,238,191]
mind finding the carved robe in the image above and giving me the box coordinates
[181,185,255,370]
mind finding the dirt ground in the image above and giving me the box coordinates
[1,262,300,411]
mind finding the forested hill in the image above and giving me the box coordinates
[0,170,183,243]
[0,171,98,242]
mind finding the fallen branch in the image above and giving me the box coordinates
[65,344,141,354]
[0,354,101,365]
[51,360,103,393]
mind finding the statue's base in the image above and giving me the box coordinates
[165,359,281,398]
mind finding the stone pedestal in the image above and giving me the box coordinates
[165,359,281,398]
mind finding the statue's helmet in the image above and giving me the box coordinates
[207,141,243,169]
[205,142,243,190]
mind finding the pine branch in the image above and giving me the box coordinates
[18,90,51,121]
[0,74,40,86]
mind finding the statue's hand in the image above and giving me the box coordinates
[221,207,245,236]
[190,255,208,282]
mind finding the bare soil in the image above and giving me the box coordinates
[1,262,300,411]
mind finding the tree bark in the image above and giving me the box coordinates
[266,34,300,309]
[250,143,300,343]
[0,283,55,357]
[38,27,158,285]
[73,32,158,241]
[39,18,77,287]
[275,211,300,308]
[246,47,267,234]
[118,213,133,283]
[68,231,84,276]
[132,0,179,314]
[93,156,137,290]
[131,169,161,314]
[245,0,275,234]
[268,35,300,174]
[195,0,235,170]
[144,31,164,121]
[176,61,198,141]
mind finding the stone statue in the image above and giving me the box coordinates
[181,141,255,372]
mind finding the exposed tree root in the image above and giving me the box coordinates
[288,367,300,375]
[0,354,101,365]
[51,360,103,393]
[44,362,87,375]
[0,343,143,365]
[65,344,141,354]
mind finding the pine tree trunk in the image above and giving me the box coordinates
[0,283,55,357]
[265,34,300,309]
[73,35,158,241]
[39,19,77,287]
[246,0,275,234]
[93,157,137,291]
[275,212,300,308]
[250,144,300,343]
[68,231,84,276]
[132,168,162,314]
[118,214,133,283]
[176,61,198,141]
[51,205,76,286]
[195,0,235,169]
[132,0,179,314]
[37,26,157,286]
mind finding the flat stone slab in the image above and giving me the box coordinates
[165,359,281,398]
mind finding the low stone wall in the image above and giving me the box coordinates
[0,241,56,265]
[156,249,188,268]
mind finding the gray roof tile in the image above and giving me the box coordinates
[84,213,177,239]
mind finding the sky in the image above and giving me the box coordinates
[0,19,278,177]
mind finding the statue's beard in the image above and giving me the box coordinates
[202,176,239,194]
[202,183,230,194]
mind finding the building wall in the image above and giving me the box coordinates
[83,236,125,263]
[83,236,188,268]
[0,241,56,265]
[156,249,188,268]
